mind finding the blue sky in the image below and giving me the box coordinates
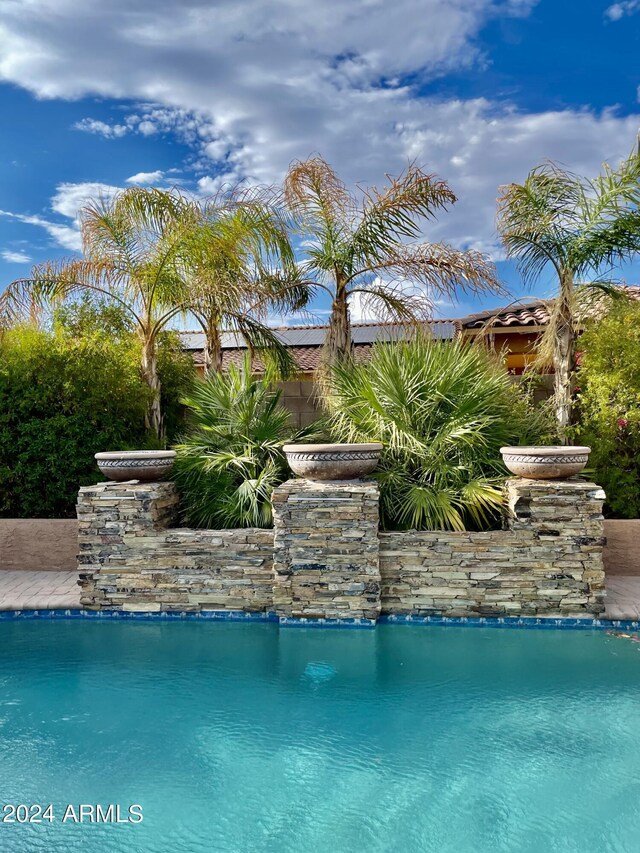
[0,0,639,323]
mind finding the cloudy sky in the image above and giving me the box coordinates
[0,0,639,321]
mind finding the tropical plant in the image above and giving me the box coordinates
[497,147,640,438]
[179,191,308,376]
[573,296,640,517]
[326,335,550,531]
[283,157,500,367]
[173,355,317,528]
[0,187,304,437]
[0,188,195,439]
[0,315,194,518]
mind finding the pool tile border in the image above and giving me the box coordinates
[0,608,639,631]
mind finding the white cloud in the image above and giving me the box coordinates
[0,0,639,260]
[126,170,165,185]
[1,249,31,263]
[0,209,82,251]
[0,182,122,252]
[605,0,640,20]
[50,182,121,220]
[197,174,239,196]
[74,118,128,138]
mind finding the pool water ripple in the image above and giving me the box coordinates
[0,621,639,852]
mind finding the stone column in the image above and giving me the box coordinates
[77,481,179,608]
[272,479,381,622]
[505,478,606,614]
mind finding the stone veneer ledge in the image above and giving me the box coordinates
[77,477,606,619]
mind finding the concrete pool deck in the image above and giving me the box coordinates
[0,570,640,622]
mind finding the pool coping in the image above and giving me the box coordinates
[0,608,638,631]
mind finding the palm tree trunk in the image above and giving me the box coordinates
[141,335,164,441]
[553,271,574,443]
[324,281,351,366]
[204,318,223,375]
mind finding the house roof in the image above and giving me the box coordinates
[181,319,458,352]
[182,319,459,373]
[181,286,640,372]
[461,285,640,330]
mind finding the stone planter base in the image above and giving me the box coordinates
[77,477,606,621]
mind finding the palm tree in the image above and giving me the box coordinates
[283,157,500,366]
[0,187,308,438]
[180,193,308,376]
[0,187,194,439]
[497,148,640,437]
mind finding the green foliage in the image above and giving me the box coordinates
[155,331,199,441]
[173,356,317,528]
[0,313,195,518]
[573,299,640,517]
[326,336,549,531]
[496,147,640,432]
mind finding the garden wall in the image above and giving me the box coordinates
[76,482,273,612]
[77,477,607,620]
[0,519,78,571]
[603,520,640,577]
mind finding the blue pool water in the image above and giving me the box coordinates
[1,622,640,852]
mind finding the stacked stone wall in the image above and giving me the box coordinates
[272,479,380,620]
[77,477,606,619]
[77,482,272,612]
[380,479,605,617]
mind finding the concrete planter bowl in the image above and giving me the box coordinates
[500,446,590,480]
[283,443,383,481]
[95,450,177,482]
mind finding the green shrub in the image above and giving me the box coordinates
[173,356,317,528]
[573,299,640,518]
[0,319,195,518]
[326,335,550,531]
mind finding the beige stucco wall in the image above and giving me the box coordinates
[0,519,78,571]
[603,520,640,576]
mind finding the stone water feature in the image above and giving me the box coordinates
[77,445,606,621]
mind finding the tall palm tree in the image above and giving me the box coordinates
[180,193,308,376]
[497,148,640,437]
[283,157,500,366]
[0,187,193,439]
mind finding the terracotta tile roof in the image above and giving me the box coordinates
[192,343,376,373]
[461,285,640,329]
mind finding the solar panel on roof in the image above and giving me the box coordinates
[180,321,456,351]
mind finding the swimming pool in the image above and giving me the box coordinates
[0,621,639,852]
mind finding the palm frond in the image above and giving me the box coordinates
[326,335,548,530]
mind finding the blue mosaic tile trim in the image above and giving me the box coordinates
[0,608,639,632]
[278,615,377,629]
[378,614,640,631]
[0,608,277,623]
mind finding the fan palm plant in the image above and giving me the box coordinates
[283,157,500,367]
[173,354,317,528]
[497,147,640,438]
[326,335,548,531]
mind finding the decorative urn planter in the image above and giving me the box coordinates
[95,450,177,482]
[283,443,383,481]
[500,446,590,480]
